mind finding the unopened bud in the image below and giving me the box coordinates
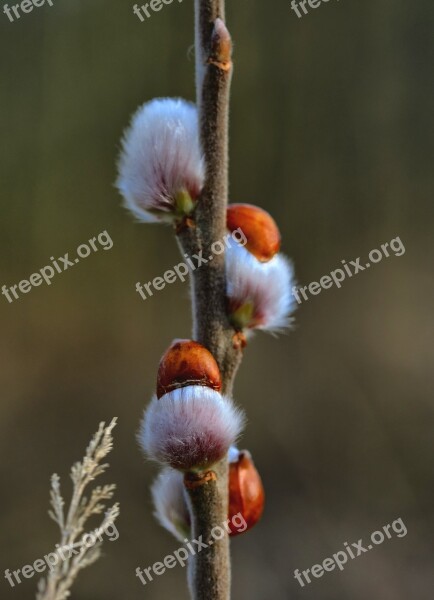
[209,18,232,71]
[227,203,281,263]
[157,339,222,399]
[228,449,265,536]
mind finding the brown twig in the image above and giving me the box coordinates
[176,2,242,599]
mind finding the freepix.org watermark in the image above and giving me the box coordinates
[294,517,408,588]
[2,230,114,304]
[133,0,183,22]
[290,0,340,19]
[3,0,54,23]
[135,227,247,301]
[292,236,405,305]
[136,512,247,586]
[4,522,119,588]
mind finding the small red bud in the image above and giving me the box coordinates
[227,203,281,262]
[228,450,265,536]
[157,339,222,399]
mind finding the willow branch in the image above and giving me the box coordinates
[179,2,240,393]
[176,2,241,599]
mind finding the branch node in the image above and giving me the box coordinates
[184,470,217,490]
[175,216,196,235]
[232,331,247,350]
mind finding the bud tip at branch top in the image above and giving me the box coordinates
[209,18,232,71]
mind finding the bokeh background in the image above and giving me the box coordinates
[1,0,433,598]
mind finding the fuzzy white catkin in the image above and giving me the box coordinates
[151,468,190,542]
[139,386,245,471]
[226,242,297,333]
[116,98,204,222]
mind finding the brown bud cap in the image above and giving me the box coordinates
[227,203,281,262]
[157,339,222,399]
[228,450,265,536]
[209,18,232,71]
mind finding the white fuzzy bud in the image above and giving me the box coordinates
[116,98,204,223]
[226,243,297,333]
[151,468,190,542]
[139,386,245,471]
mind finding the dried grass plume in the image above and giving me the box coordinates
[36,418,120,600]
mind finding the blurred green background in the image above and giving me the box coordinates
[1,0,433,598]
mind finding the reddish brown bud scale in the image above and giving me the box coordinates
[156,339,222,399]
[227,203,281,262]
[209,18,232,71]
[228,451,265,536]
[232,331,247,350]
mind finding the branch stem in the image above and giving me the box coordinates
[176,3,241,599]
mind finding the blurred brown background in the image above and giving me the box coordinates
[1,0,433,598]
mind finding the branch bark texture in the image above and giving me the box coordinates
[177,2,242,599]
